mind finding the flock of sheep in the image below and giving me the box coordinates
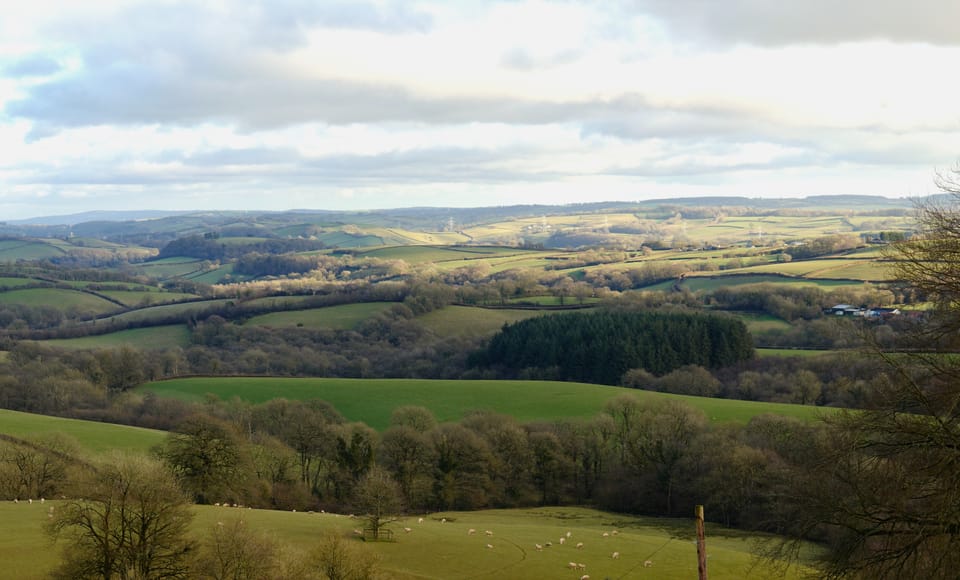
[407,516,653,578]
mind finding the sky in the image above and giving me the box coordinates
[1,0,959,220]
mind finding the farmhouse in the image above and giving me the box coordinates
[829,304,865,316]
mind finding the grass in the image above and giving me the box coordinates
[756,348,838,358]
[0,288,121,315]
[0,408,167,455]
[418,306,572,338]
[140,378,834,431]
[39,324,192,350]
[244,302,395,330]
[0,504,820,580]
[727,312,793,335]
[102,299,235,324]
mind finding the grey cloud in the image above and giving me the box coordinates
[500,47,582,71]
[3,55,62,78]
[627,0,960,46]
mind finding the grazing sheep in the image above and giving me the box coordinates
[486,543,494,549]
[580,575,590,580]
[601,532,609,538]
[644,560,653,568]
[418,517,424,524]
[214,503,221,507]
[353,529,363,535]
[577,563,586,570]
[535,544,543,551]
[12,499,17,503]
[441,518,447,523]
[567,562,578,570]
[576,542,584,550]
[404,527,412,533]
[484,530,493,536]
[559,537,565,545]
[611,551,620,559]
[28,499,32,504]
[566,531,572,538]
[611,530,619,536]
[468,529,476,535]
[39,498,44,504]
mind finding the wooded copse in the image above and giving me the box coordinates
[472,311,754,383]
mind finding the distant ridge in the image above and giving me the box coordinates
[10,210,194,226]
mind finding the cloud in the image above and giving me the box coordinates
[2,54,62,78]
[629,0,960,46]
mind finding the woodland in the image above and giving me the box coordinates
[0,193,956,578]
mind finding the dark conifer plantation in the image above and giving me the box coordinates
[474,311,754,384]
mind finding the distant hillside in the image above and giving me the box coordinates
[0,195,917,243]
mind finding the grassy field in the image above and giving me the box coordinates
[0,288,121,315]
[418,306,573,338]
[244,302,395,330]
[141,378,833,430]
[96,289,200,307]
[0,504,820,580]
[40,324,192,350]
[101,298,234,324]
[0,409,167,455]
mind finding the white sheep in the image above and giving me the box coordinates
[468,529,476,535]
[418,517,424,524]
[535,544,543,551]
[486,543,494,549]
[611,551,620,559]
[611,530,619,536]
[576,542,584,550]
[567,562,578,570]
[441,518,447,523]
[484,530,493,536]
[28,499,33,504]
[580,575,590,580]
[566,531,572,538]
[403,527,412,533]
[40,498,44,504]
[601,532,609,538]
[644,560,653,568]
[559,537,565,545]
[12,499,17,503]
[577,563,586,570]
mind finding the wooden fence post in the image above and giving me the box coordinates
[696,504,708,580]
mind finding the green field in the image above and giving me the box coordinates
[0,504,819,580]
[101,298,234,324]
[728,312,793,335]
[0,288,121,314]
[418,306,571,338]
[141,378,833,430]
[661,274,868,292]
[40,324,192,350]
[96,289,200,307]
[244,302,395,330]
[0,409,167,455]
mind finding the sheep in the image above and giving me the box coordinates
[580,575,590,580]
[644,560,653,568]
[486,543,494,549]
[468,529,476,535]
[352,529,363,535]
[418,517,424,524]
[484,530,493,536]
[28,499,33,504]
[545,542,552,547]
[566,531,572,538]
[12,499,17,503]
[214,503,221,507]
[39,498,44,504]
[567,562,578,570]
[559,537,565,545]
[403,527,412,533]
[611,530,619,536]
[535,544,543,551]
[576,542,584,550]
[577,563,586,570]
[441,518,447,523]
[611,551,620,559]
[601,532,609,538]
